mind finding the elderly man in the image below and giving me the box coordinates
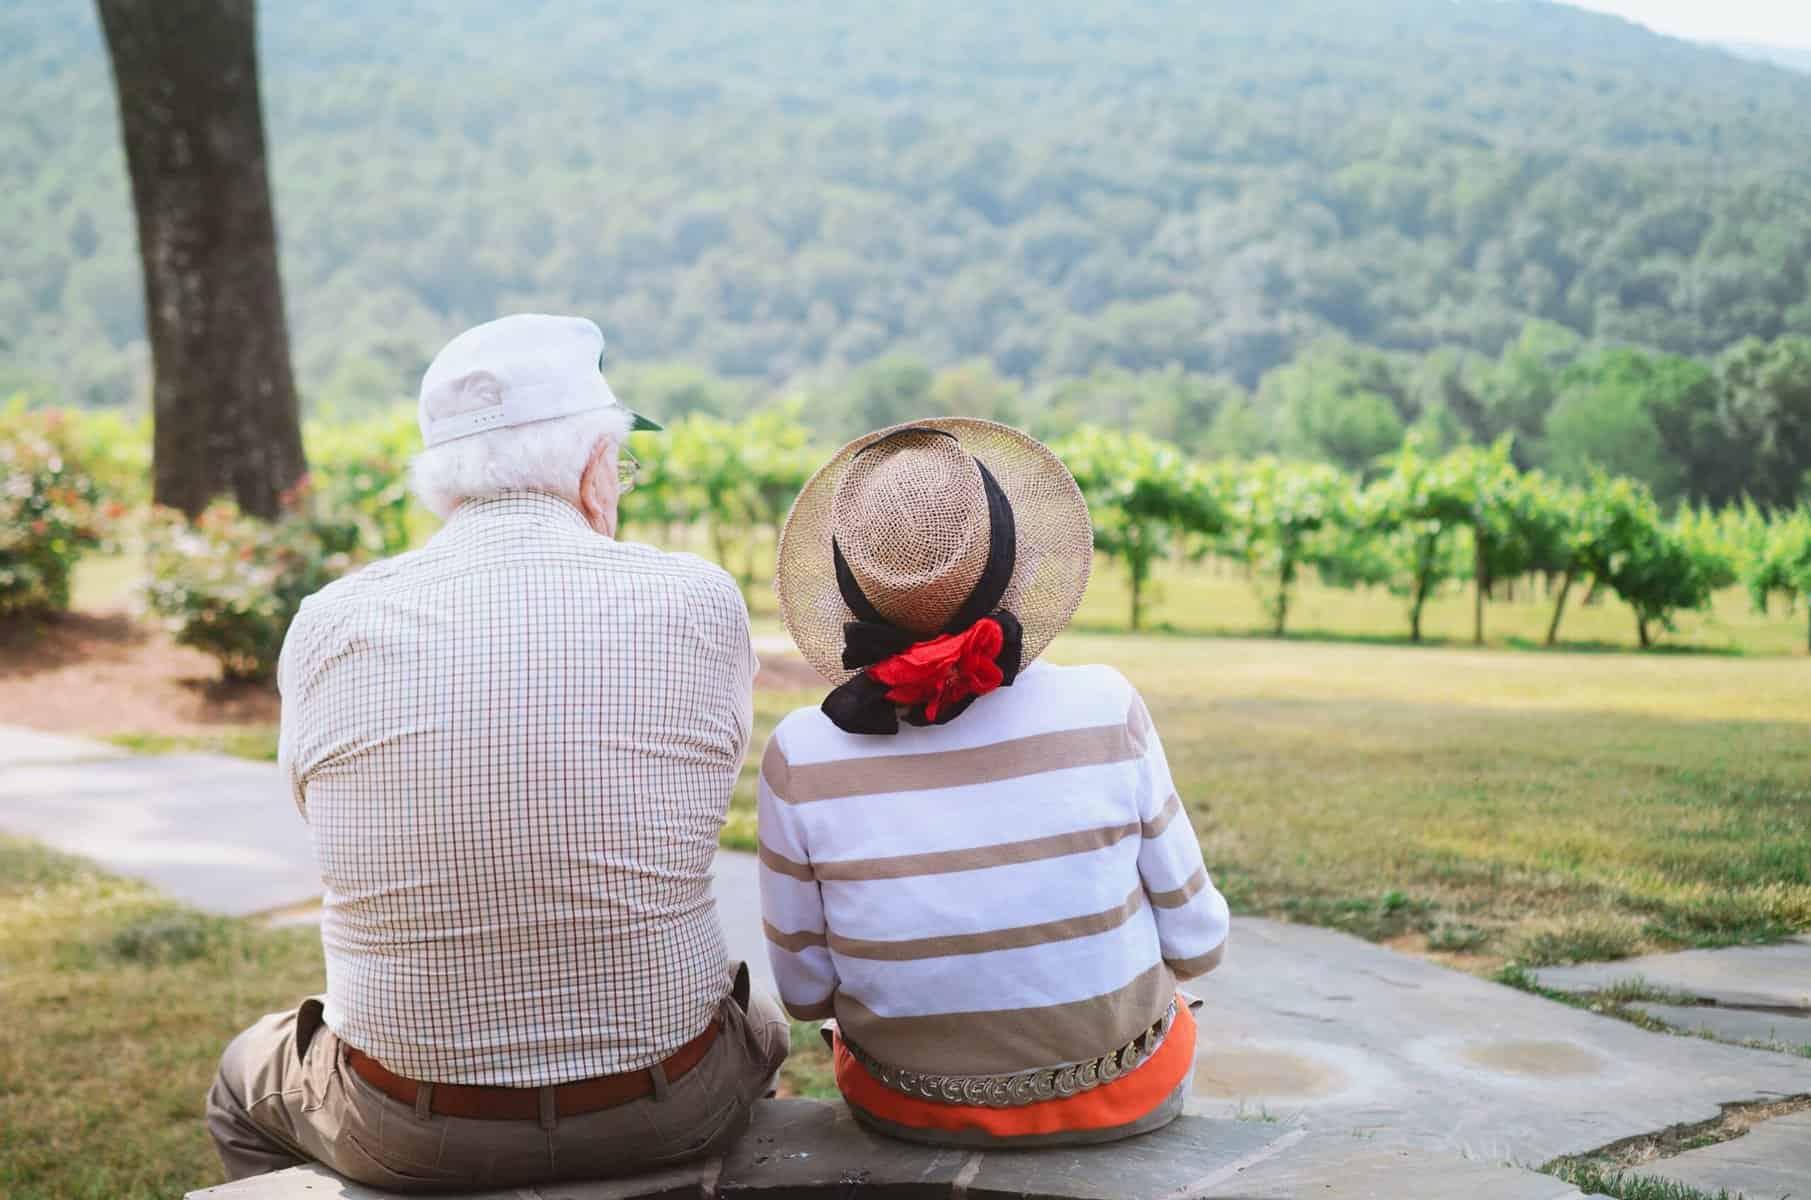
[205,314,788,1190]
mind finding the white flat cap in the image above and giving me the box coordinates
[417,314,660,448]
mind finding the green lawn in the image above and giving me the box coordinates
[730,631,1811,966]
[13,624,1811,1196]
[0,839,837,1200]
[82,537,1805,658]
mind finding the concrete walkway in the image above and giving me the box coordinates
[1533,937,1811,1011]
[13,723,1811,1191]
[0,726,316,915]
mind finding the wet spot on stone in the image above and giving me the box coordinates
[1193,1047,1349,1099]
[1462,1039,1604,1077]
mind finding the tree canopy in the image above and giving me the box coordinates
[8,0,1811,418]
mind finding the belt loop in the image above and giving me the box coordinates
[414,1082,434,1122]
[649,1062,671,1103]
[538,1086,558,1132]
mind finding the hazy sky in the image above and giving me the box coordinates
[1562,1,1811,50]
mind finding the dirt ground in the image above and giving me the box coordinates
[0,610,821,738]
[0,610,279,735]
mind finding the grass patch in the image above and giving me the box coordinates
[0,836,326,1199]
[1058,633,1811,962]
[1072,558,1808,658]
[1544,1163,1734,1200]
[1542,1094,1811,1200]
[104,911,234,967]
[0,834,843,1198]
[1493,967,1710,1037]
[778,1021,836,1100]
[107,729,279,762]
[1508,917,1646,967]
[1275,890,1436,942]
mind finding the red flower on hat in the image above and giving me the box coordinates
[869,618,1006,723]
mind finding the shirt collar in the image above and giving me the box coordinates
[444,490,594,536]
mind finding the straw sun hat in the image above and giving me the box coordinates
[775,419,1093,734]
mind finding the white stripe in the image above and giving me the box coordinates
[788,760,1146,859]
[833,915,1166,1019]
[1138,817,1210,893]
[817,843,1142,942]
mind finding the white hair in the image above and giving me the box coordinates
[410,408,631,518]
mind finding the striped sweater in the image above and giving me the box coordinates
[757,661,1228,1077]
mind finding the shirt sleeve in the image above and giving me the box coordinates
[688,572,757,765]
[756,731,839,1020]
[274,600,316,820]
[1128,688,1230,980]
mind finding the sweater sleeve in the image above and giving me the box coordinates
[756,732,839,1020]
[1128,689,1230,980]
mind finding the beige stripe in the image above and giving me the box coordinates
[1127,692,1153,755]
[1165,940,1226,980]
[785,996,836,1022]
[779,722,1139,804]
[1149,866,1209,910]
[835,961,1177,1075]
[762,920,828,954]
[760,739,792,799]
[1141,793,1183,839]
[827,886,1145,962]
[813,821,1141,882]
[758,841,814,882]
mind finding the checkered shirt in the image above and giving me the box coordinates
[277,491,756,1086]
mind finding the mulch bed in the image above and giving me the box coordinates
[0,610,278,735]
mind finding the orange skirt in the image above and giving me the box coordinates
[834,1001,1197,1140]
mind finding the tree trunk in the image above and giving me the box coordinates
[1636,613,1651,649]
[1806,605,1809,655]
[1129,565,1143,632]
[1472,535,1487,646]
[97,0,304,518]
[1545,568,1574,647]
[1410,539,1434,643]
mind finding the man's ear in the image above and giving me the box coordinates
[578,438,619,535]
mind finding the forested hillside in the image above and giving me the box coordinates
[7,0,1811,415]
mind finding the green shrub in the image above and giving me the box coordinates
[108,910,230,965]
[0,403,112,619]
[305,405,422,556]
[144,473,398,681]
[143,416,416,682]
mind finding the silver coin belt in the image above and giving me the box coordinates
[843,1000,1177,1109]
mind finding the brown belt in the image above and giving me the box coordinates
[343,1020,722,1121]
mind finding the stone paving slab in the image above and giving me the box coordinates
[709,856,1811,1164]
[1639,1108,1811,1200]
[184,1100,1300,1199]
[1532,939,1811,1011]
[1631,1001,1811,1050]
[0,745,317,915]
[1175,916,1811,1164]
[187,1158,716,1199]
[1229,1130,1596,1199]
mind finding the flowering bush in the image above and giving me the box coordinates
[144,476,385,682]
[0,404,114,619]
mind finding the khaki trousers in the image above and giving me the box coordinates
[205,972,789,1192]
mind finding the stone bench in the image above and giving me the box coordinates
[185,1098,1297,1200]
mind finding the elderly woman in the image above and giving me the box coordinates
[757,420,1228,1147]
